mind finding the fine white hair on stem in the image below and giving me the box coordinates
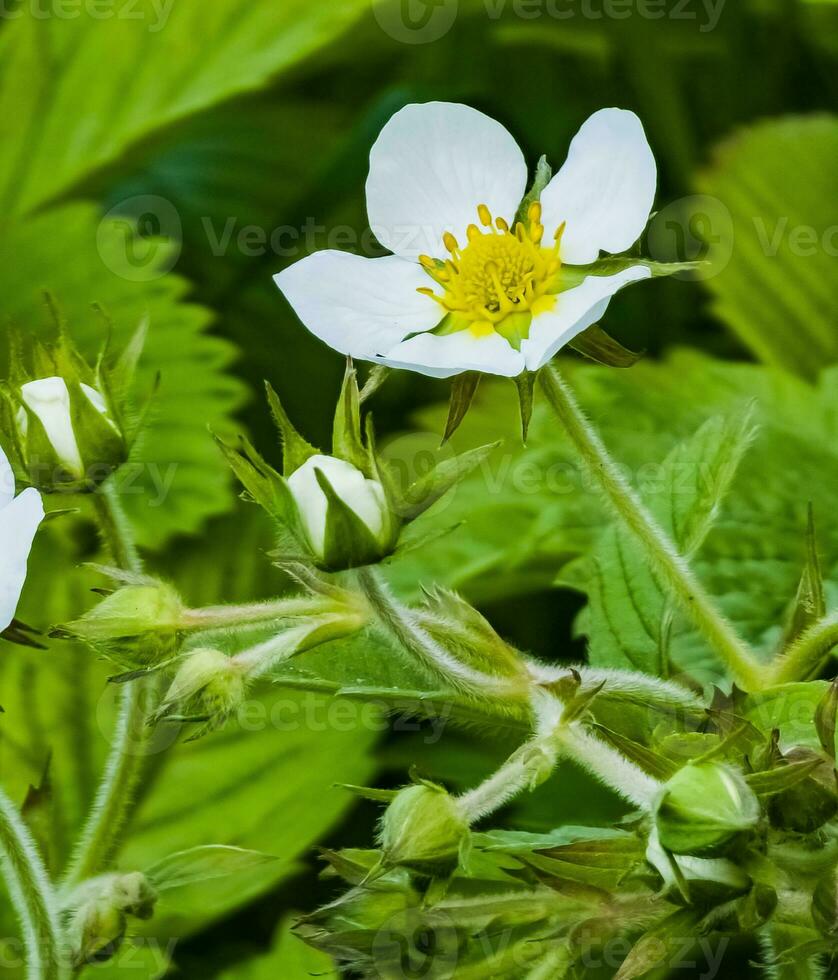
[526,662,705,712]
[557,724,661,809]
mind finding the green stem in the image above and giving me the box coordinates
[539,365,764,691]
[181,596,342,632]
[64,484,150,888]
[355,566,525,699]
[770,612,838,685]
[0,787,66,979]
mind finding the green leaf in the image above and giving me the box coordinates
[698,116,838,377]
[743,682,829,751]
[0,203,246,548]
[0,0,373,217]
[145,845,277,892]
[563,409,756,680]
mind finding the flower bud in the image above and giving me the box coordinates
[379,783,469,872]
[153,647,247,734]
[57,577,185,676]
[655,763,760,856]
[63,872,157,968]
[287,454,397,570]
[14,376,125,491]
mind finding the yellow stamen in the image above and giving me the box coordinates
[416,204,566,341]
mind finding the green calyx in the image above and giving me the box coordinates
[655,762,762,856]
[216,359,498,573]
[1,311,149,493]
[379,782,470,873]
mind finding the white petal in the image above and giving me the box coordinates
[0,446,14,509]
[366,102,528,261]
[521,266,651,371]
[20,377,83,475]
[275,251,441,359]
[379,330,525,379]
[0,488,44,632]
[540,109,657,266]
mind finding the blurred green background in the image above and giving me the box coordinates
[1,0,837,975]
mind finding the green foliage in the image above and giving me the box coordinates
[698,116,838,378]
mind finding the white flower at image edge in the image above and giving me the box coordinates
[275,102,657,378]
[0,446,44,632]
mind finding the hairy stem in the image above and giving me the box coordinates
[0,787,66,979]
[181,596,340,632]
[539,365,764,691]
[770,612,838,685]
[64,484,150,888]
[355,566,526,699]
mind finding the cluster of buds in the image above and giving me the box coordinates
[62,872,156,968]
[216,360,497,573]
[0,312,149,494]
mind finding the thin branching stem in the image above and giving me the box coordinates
[0,787,66,979]
[63,483,150,888]
[539,364,764,691]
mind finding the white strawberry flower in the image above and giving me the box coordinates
[0,445,44,633]
[275,102,657,378]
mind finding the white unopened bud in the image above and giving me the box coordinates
[17,377,112,477]
[287,454,393,566]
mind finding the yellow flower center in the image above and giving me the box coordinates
[418,202,565,343]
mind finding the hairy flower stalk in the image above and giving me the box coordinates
[64,484,150,888]
[0,788,66,979]
[538,364,765,691]
[355,566,531,700]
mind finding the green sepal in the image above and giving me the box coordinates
[400,441,500,522]
[213,432,308,554]
[359,365,391,404]
[784,503,826,648]
[315,467,390,570]
[745,757,821,797]
[336,784,399,803]
[442,371,480,444]
[264,380,318,476]
[557,256,701,295]
[815,678,838,759]
[66,378,127,484]
[332,358,368,474]
[569,324,644,368]
[515,155,553,227]
[363,413,405,518]
[494,311,532,352]
[513,371,536,443]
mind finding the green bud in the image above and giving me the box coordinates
[153,647,247,735]
[655,763,761,856]
[768,750,838,834]
[379,783,469,872]
[63,872,157,968]
[57,576,185,675]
